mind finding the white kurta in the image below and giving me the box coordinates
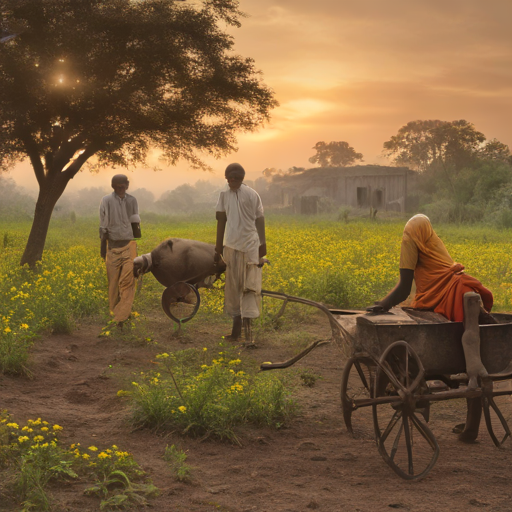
[216,184,264,318]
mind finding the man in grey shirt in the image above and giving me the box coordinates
[99,174,140,325]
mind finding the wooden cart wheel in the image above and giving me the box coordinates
[373,340,439,481]
[483,380,512,447]
[161,282,200,324]
[340,355,375,437]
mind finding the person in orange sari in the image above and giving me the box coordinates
[368,214,493,320]
[367,214,494,442]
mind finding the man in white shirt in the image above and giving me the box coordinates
[215,163,266,344]
[99,174,140,326]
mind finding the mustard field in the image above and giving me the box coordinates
[1,215,511,374]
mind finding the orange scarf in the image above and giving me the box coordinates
[401,215,493,322]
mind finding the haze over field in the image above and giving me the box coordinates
[7,0,512,198]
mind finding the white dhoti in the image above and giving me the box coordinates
[223,245,262,319]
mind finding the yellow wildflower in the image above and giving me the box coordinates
[178,406,187,413]
[88,446,98,451]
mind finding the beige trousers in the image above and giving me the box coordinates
[223,246,262,319]
[106,241,137,322]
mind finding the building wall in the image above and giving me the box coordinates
[279,166,415,213]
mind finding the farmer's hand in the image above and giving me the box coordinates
[100,239,107,261]
[366,303,389,314]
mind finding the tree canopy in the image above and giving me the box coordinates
[0,0,277,265]
[308,141,363,168]
[382,120,509,172]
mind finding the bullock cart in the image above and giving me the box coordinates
[259,291,512,481]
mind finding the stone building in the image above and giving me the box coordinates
[274,165,418,214]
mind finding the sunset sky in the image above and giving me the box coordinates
[10,0,512,197]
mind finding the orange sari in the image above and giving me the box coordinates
[399,215,493,322]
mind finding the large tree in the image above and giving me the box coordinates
[308,141,363,168]
[381,120,508,172]
[0,0,277,266]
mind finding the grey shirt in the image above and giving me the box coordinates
[99,192,139,242]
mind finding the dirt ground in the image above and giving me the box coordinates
[1,310,512,512]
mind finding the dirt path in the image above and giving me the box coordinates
[1,314,512,512]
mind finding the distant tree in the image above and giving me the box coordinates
[308,141,363,167]
[156,184,195,213]
[0,176,35,219]
[478,138,511,164]
[381,120,499,172]
[286,166,305,175]
[129,188,155,213]
[262,167,283,179]
[0,0,277,266]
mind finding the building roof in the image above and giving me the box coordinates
[274,165,414,185]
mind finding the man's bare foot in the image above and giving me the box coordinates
[222,334,240,342]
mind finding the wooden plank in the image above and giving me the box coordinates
[357,307,418,326]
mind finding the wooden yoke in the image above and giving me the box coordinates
[461,292,489,390]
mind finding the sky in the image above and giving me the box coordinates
[8,0,512,198]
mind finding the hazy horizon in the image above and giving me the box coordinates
[5,0,511,198]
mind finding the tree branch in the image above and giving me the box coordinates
[21,134,45,187]
[62,144,99,179]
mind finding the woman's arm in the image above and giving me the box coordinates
[367,268,414,312]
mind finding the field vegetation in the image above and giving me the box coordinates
[1,213,511,509]
[1,214,511,376]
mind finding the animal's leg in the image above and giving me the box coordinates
[461,292,488,391]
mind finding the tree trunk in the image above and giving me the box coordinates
[20,175,70,267]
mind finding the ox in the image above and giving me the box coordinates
[133,238,226,323]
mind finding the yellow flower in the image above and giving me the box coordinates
[18,436,29,443]
[7,422,19,429]
[33,435,44,442]
[88,446,98,451]
[82,453,90,460]
[52,424,63,431]
[4,327,11,333]
[20,324,29,330]
[98,452,111,459]
[178,406,187,413]
[203,347,207,352]
[40,427,49,432]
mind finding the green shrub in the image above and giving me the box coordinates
[127,347,297,444]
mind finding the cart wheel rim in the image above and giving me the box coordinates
[372,340,439,481]
[161,282,200,324]
[340,356,375,438]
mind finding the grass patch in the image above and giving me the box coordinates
[126,346,298,444]
[0,412,158,511]
[163,444,193,482]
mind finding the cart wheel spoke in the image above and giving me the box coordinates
[389,420,404,462]
[402,414,414,475]
[354,359,371,391]
[340,356,375,438]
[483,387,512,447]
[381,409,402,445]
[161,282,200,324]
[373,340,438,481]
